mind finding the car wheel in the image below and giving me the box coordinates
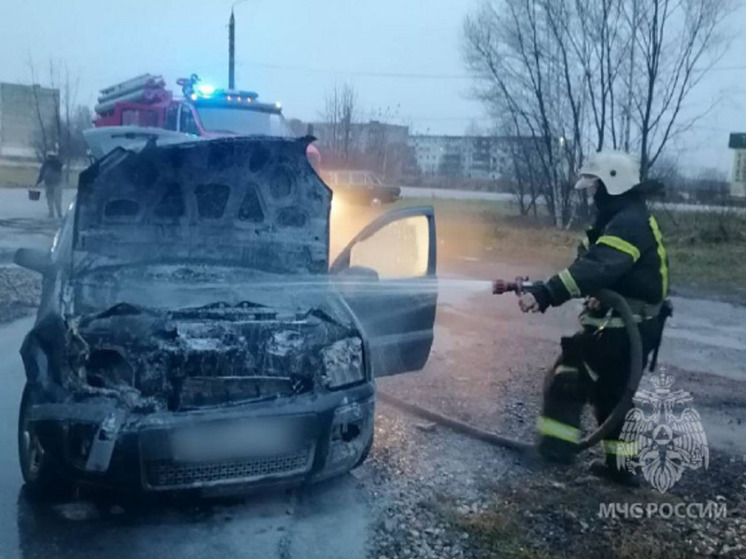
[18,383,72,500]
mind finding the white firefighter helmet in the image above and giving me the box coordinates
[575,151,640,195]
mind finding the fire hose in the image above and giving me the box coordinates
[378,278,646,456]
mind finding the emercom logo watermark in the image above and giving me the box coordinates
[618,373,709,493]
[599,501,727,520]
[597,374,722,520]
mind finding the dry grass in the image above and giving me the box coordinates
[393,197,576,268]
[0,164,40,187]
[456,510,555,559]
[655,208,746,297]
[425,493,555,559]
[390,198,745,298]
[0,164,80,188]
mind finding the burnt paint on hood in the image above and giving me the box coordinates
[73,136,331,275]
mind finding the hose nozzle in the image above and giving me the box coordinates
[492,276,534,295]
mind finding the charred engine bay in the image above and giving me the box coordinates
[69,304,362,412]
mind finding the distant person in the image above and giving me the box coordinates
[35,151,64,219]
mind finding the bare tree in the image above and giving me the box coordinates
[463,0,732,227]
[631,0,731,177]
[28,57,91,177]
[69,105,93,161]
[54,62,83,182]
[463,1,584,226]
[359,105,416,183]
[27,57,58,161]
[502,122,542,217]
[322,83,360,164]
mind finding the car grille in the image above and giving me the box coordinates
[144,447,314,489]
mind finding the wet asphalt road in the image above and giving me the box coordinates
[0,319,373,559]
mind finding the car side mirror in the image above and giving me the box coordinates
[14,248,53,275]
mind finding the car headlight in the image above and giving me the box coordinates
[321,337,365,389]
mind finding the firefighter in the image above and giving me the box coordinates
[518,150,669,485]
[35,151,64,219]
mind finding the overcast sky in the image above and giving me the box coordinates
[1,0,744,174]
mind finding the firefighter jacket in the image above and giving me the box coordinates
[543,198,669,311]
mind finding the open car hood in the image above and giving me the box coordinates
[83,126,202,160]
[73,136,331,275]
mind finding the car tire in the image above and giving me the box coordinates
[18,383,73,500]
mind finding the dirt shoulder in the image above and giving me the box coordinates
[453,452,746,558]
[375,271,746,557]
[370,201,746,558]
[391,197,746,304]
[0,267,40,324]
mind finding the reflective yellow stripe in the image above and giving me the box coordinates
[596,235,641,262]
[537,416,580,444]
[649,216,669,298]
[559,269,581,297]
[602,440,638,456]
[583,361,599,382]
[579,314,640,328]
[554,365,579,375]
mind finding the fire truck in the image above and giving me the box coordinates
[92,73,321,169]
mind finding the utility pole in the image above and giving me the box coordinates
[228,9,235,89]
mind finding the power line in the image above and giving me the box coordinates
[237,60,746,80]
[237,61,472,80]
[706,64,746,72]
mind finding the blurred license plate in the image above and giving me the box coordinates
[172,419,297,462]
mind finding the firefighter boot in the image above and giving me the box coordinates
[589,450,640,487]
[537,355,584,465]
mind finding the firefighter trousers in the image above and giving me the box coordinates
[537,317,661,468]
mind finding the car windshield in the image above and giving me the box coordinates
[196,106,292,136]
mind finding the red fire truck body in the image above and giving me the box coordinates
[93,74,321,169]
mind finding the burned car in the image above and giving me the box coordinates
[15,136,437,496]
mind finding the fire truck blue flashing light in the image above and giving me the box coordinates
[197,84,216,97]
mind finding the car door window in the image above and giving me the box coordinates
[349,215,430,279]
[330,207,437,378]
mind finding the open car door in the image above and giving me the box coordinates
[330,206,437,377]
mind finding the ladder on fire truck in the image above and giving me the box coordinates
[94,74,170,116]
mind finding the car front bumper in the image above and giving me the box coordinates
[28,382,375,493]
